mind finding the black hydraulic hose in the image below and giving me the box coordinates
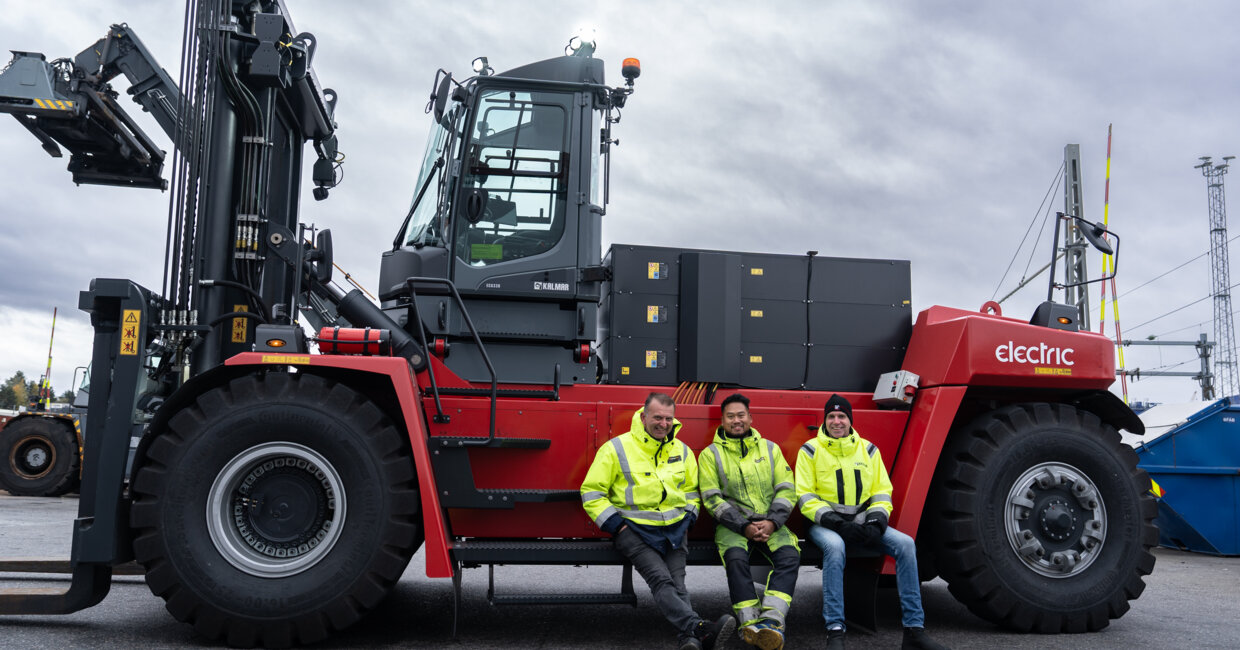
[207,310,266,327]
[200,278,269,315]
[330,287,427,370]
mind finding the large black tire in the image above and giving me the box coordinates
[130,373,422,647]
[0,416,80,496]
[930,403,1157,633]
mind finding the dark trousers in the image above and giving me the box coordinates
[723,544,799,625]
[613,526,700,637]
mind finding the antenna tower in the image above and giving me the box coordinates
[1197,155,1238,397]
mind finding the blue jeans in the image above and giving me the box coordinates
[808,524,925,630]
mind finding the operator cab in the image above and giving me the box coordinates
[380,39,636,385]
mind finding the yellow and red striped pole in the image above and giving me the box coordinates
[1096,126,1129,402]
[39,307,57,410]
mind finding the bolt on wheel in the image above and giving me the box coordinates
[206,441,347,578]
[11,436,55,479]
[1004,461,1106,578]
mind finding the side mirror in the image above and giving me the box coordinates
[1081,220,1113,256]
[313,229,333,283]
[433,72,453,125]
[465,189,489,224]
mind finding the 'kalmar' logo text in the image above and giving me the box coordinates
[994,341,1074,366]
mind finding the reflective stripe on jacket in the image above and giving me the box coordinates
[698,426,796,534]
[794,425,894,527]
[581,408,701,531]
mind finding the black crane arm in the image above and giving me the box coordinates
[73,24,185,142]
[0,24,185,189]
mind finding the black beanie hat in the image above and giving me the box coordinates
[824,393,853,422]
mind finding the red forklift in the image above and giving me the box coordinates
[0,2,1154,646]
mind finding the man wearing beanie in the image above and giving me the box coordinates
[795,394,948,650]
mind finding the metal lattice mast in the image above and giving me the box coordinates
[1196,156,1238,397]
[1063,144,1091,330]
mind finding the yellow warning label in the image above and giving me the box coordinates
[750,309,764,318]
[750,268,764,276]
[231,304,248,343]
[749,355,763,364]
[1034,367,1072,376]
[647,305,660,323]
[621,366,630,376]
[645,350,659,368]
[647,262,661,279]
[120,309,140,356]
[262,355,311,365]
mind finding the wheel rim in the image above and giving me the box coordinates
[10,436,55,479]
[1004,461,1107,578]
[206,442,347,578]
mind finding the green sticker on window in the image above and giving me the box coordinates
[471,244,502,260]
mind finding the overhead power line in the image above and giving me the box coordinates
[1119,232,1240,300]
[1129,277,1240,335]
[992,163,1065,301]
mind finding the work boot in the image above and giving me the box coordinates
[678,636,704,650]
[692,614,737,650]
[740,622,761,646]
[752,620,785,650]
[902,627,949,650]
[826,625,846,650]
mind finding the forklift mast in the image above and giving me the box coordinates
[0,1,344,381]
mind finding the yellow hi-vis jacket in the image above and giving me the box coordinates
[795,425,893,527]
[699,426,796,535]
[581,409,701,534]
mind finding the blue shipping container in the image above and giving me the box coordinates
[1134,398,1240,556]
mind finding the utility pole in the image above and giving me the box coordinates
[1063,145,1090,331]
[1196,156,1238,397]
[1120,334,1215,401]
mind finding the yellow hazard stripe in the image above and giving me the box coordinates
[1150,478,1164,498]
[33,98,74,110]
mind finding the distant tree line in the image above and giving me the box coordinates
[0,371,74,410]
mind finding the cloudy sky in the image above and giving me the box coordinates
[2,1,1238,407]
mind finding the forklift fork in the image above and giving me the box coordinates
[0,280,152,615]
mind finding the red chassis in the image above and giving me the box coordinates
[225,304,1118,580]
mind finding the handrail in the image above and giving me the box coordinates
[403,277,498,445]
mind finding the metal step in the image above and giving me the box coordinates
[490,592,636,606]
[484,561,636,608]
[474,488,580,506]
[432,436,551,449]
[454,539,623,565]
[434,386,558,400]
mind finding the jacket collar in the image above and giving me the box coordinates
[714,426,762,458]
[817,424,859,457]
[714,426,760,447]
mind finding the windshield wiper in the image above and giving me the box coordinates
[391,156,445,251]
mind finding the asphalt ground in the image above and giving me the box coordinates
[1,494,1237,648]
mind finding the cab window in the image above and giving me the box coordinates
[455,89,571,266]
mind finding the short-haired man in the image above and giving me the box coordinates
[582,392,736,650]
[795,394,947,650]
[699,393,799,650]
